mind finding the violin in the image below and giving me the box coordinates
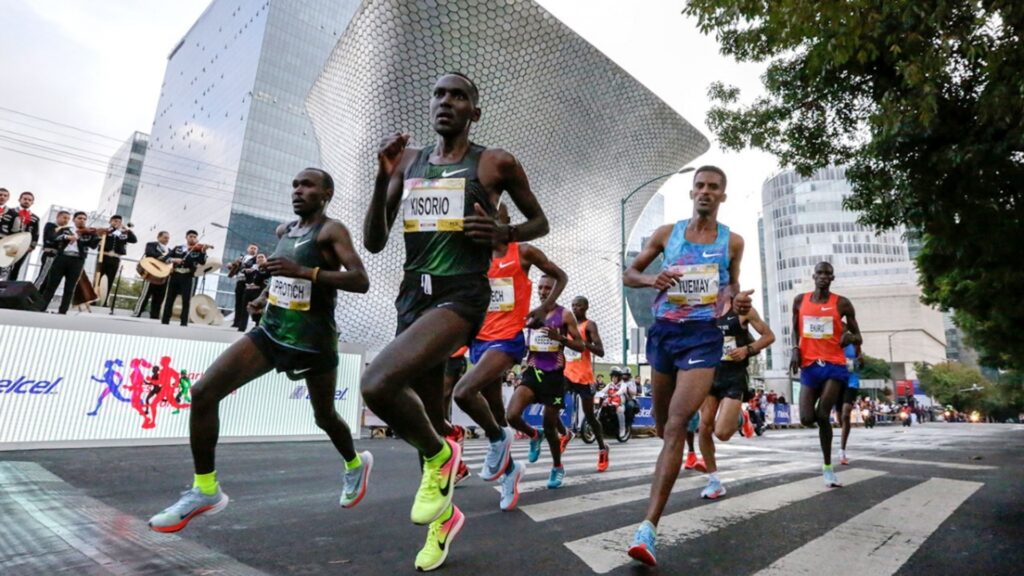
[189,243,214,252]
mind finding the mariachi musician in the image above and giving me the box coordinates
[160,229,209,327]
[39,211,100,314]
[227,243,259,332]
[34,210,77,289]
[135,230,173,319]
[96,215,137,306]
[0,191,40,281]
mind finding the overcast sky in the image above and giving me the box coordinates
[0,0,777,295]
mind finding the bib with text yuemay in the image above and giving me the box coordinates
[667,263,719,306]
[802,316,834,339]
[488,277,515,312]
[402,178,466,232]
[529,330,560,353]
[267,277,312,311]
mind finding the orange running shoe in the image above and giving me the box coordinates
[559,430,574,454]
[684,452,698,470]
[693,457,707,473]
[597,448,610,472]
[741,411,755,439]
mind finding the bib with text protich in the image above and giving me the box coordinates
[721,336,737,361]
[402,178,466,232]
[267,277,312,311]
[528,329,560,353]
[488,277,515,312]
[667,263,719,306]
[802,316,834,339]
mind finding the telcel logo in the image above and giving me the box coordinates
[0,376,62,395]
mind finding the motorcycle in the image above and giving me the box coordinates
[861,407,876,428]
[580,394,635,443]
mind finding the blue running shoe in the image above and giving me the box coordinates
[481,428,513,481]
[628,521,658,566]
[340,451,373,508]
[528,431,542,463]
[547,466,564,489]
[700,476,727,500]
[823,465,843,488]
[499,461,525,511]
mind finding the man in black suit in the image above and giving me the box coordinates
[136,231,172,319]
[34,210,76,290]
[0,191,41,281]
[39,211,100,314]
[227,243,259,331]
[161,230,207,327]
[96,215,137,306]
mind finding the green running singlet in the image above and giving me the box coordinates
[260,220,337,354]
[401,143,494,276]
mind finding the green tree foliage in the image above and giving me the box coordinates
[684,1,1024,369]
[916,361,989,410]
[860,354,891,380]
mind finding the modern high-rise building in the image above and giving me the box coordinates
[130,0,709,356]
[760,167,945,381]
[96,132,149,223]
[130,0,365,308]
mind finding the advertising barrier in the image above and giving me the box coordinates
[0,319,363,448]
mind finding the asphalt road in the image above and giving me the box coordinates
[2,423,1021,575]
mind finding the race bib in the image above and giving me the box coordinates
[488,277,515,312]
[528,329,560,353]
[802,316,834,339]
[402,178,465,232]
[267,277,312,311]
[666,264,719,305]
[564,346,582,362]
[722,336,737,361]
[846,357,857,372]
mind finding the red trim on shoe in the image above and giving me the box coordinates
[149,503,216,533]
[628,544,657,566]
[342,457,373,509]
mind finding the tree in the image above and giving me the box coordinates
[684,0,1024,370]
[916,361,989,410]
[859,354,891,380]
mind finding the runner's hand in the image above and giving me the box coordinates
[525,306,549,329]
[542,326,562,342]
[734,289,754,314]
[378,132,410,176]
[247,296,267,315]
[464,203,506,246]
[263,256,308,279]
[789,349,801,376]
[727,346,750,361]
[652,269,682,291]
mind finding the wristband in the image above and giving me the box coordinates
[311,266,320,283]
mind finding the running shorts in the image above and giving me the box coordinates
[470,332,527,365]
[522,366,567,407]
[711,364,749,400]
[800,360,850,389]
[247,326,338,380]
[646,319,723,374]
[395,271,490,338]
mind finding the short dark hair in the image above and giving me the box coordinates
[110,215,123,221]
[0,187,8,193]
[303,167,334,193]
[186,229,199,236]
[19,191,34,200]
[158,230,169,236]
[693,165,727,189]
[57,210,70,217]
[442,71,479,105]
[73,211,87,218]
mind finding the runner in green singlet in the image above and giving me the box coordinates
[361,72,550,572]
[149,168,374,533]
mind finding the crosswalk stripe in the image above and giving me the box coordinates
[851,455,996,471]
[565,468,886,574]
[520,460,813,522]
[754,477,982,575]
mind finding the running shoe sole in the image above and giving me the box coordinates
[416,508,465,572]
[149,494,229,533]
[701,486,727,500]
[627,543,657,567]
[500,464,524,511]
[480,436,512,482]
[341,452,373,509]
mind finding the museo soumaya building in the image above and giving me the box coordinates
[131,0,709,356]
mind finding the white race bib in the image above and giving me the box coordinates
[528,329,560,353]
[666,264,719,305]
[802,316,834,339]
[564,346,582,362]
[267,277,312,311]
[488,277,515,312]
[722,336,737,361]
[402,178,465,232]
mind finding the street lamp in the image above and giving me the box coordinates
[620,166,694,365]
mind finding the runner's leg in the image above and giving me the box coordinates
[453,349,514,439]
[305,369,357,462]
[713,398,744,441]
[697,396,720,473]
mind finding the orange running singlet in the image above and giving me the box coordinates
[564,319,594,385]
[797,292,846,367]
[476,243,532,342]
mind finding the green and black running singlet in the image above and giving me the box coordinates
[401,143,494,276]
[260,221,337,354]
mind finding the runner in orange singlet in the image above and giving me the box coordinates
[564,296,610,471]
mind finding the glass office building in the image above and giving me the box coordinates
[130,0,362,308]
[96,132,149,223]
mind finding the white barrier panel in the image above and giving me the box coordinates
[0,322,362,447]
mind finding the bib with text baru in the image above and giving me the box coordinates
[564,346,582,362]
[802,316,834,339]
[721,336,737,361]
[267,277,312,311]
[529,329,560,353]
[402,178,466,232]
[667,263,719,305]
[488,277,515,312]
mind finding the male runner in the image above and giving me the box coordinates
[623,166,752,566]
[790,261,861,487]
[149,168,373,532]
[839,326,863,465]
[505,274,584,489]
[361,72,548,572]
[442,346,472,485]
[453,204,568,508]
[563,295,610,471]
[697,297,774,499]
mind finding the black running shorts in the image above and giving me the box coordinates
[247,326,338,380]
[395,271,490,338]
[711,364,749,400]
[522,366,567,407]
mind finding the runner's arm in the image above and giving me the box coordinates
[521,243,567,310]
[744,307,775,355]
[838,296,863,346]
[559,309,586,352]
[493,150,549,243]
[314,221,370,293]
[586,321,605,358]
[623,224,679,289]
[728,232,753,314]
[364,136,415,253]
[790,293,803,374]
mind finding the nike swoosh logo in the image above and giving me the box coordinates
[440,168,467,178]
[688,358,705,365]
[702,251,722,258]
[439,471,452,496]
[292,367,313,375]
[294,237,313,247]
[498,261,515,269]
[821,307,833,311]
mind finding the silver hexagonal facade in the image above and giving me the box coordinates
[307,0,709,357]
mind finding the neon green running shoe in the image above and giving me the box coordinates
[410,438,461,525]
[414,504,465,572]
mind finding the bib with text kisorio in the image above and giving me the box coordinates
[403,178,466,232]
